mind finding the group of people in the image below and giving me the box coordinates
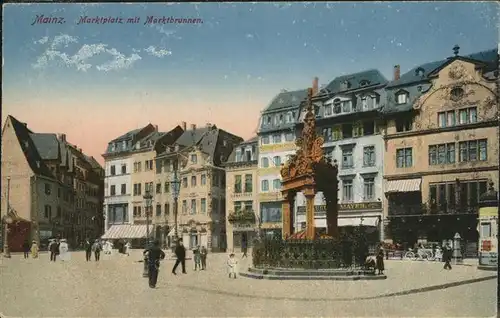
[22,240,39,259]
[83,239,131,261]
[48,238,70,262]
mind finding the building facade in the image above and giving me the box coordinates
[293,72,387,239]
[257,88,308,238]
[382,46,499,247]
[1,115,103,251]
[102,125,157,232]
[155,123,243,251]
[224,137,259,252]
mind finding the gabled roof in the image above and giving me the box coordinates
[110,127,143,142]
[263,89,309,113]
[84,154,103,170]
[387,48,497,88]
[321,69,388,95]
[176,127,212,147]
[6,116,54,178]
[225,136,259,165]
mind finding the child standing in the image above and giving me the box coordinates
[227,253,238,279]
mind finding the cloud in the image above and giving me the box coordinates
[34,36,49,45]
[144,46,172,57]
[95,53,142,72]
[246,34,254,39]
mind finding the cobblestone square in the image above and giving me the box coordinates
[0,251,496,317]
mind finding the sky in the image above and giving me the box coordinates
[2,2,498,165]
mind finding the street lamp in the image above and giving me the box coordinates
[3,177,12,258]
[143,191,153,245]
[170,169,181,243]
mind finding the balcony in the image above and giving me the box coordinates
[227,210,256,223]
[231,192,253,199]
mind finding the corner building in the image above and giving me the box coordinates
[257,88,308,238]
[382,47,499,249]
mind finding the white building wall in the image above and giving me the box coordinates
[103,157,133,230]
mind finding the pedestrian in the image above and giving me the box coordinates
[23,240,30,259]
[124,241,131,256]
[84,239,92,262]
[193,245,201,271]
[30,240,39,259]
[59,239,70,262]
[241,240,248,258]
[376,249,385,275]
[143,240,166,288]
[172,240,187,275]
[443,243,452,270]
[92,239,102,261]
[200,246,207,270]
[227,253,238,279]
[49,239,58,262]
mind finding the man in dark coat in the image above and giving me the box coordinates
[443,243,453,270]
[23,240,30,259]
[49,239,59,262]
[172,240,187,275]
[143,240,165,288]
[84,239,92,262]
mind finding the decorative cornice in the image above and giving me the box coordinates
[384,120,498,140]
[384,166,499,180]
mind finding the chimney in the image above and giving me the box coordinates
[394,65,401,81]
[154,125,158,132]
[181,121,187,131]
[206,123,212,129]
[191,124,196,131]
[312,77,319,95]
[58,134,66,142]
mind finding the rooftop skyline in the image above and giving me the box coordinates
[3,2,498,164]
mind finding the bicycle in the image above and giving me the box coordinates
[404,249,432,261]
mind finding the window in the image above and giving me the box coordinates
[244,174,253,193]
[235,150,242,162]
[201,198,206,213]
[121,164,126,174]
[110,185,116,196]
[450,87,464,101]
[341,147,354,169]
[156,204,162,216]
[260,202,282,223]
[361,97,367,109]
[110,165,116,176]
[201,174,207,185]
[396,92,407,104]
[191,176,197,187]
[459,107,477,125]
[163,203,169,215]
[261,136,270,145]
[191,199,197,214]
[363,121,375,136]
[342,100,352,113]
[324,105,332,116]
[333,100,342,114]
[332,125,342,140]
[272,134,282,144]
[459,139,487,162]
[342,179,353,201]
[156,183,161,194]
[322,128,332,142]
[261,180,269,191]
[429,143,456,165]
[137,162,142,172]
[480,222,492,238]
[353,121,363,137]
[273,179,281,190]
[44,205,52,219]
[273,156,281,166]
[45,183,51,195]
[430,180,487,210]
[182,200,187,214]
[438,112,446,128]
[395,117,413,132]
[363,146,375,167]
[182,177,188,188]
[285,132,294,142]
[234,175,242,193]
[342,123,353,139]
[396,148,413,168]
[191,154,197,164]
[121,184,126,195]
[363,177,375,200]
[261,157,269,168]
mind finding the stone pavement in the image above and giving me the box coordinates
[0,250,496,317]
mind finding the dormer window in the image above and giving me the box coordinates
[341,80,351,91]
[122,141,126,150]
[279,114,284,124]
[324,104,333,116]
[396,91,408,104]
[333,99,341,114]
[191,154,197,164]
[111,144,116,152]
[342,100,352,113]
[266,116,271,125]
[415,67,425,77]
[235,149,242,162]
[136,142,140,150]
[148,141,153,147]
[359,80,369,87]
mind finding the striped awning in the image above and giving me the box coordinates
[101,225,151,239]
[385,178,422,193]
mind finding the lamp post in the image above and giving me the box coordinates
[171,169,181,243]
[3,177,12,258]
[143,191,153,245]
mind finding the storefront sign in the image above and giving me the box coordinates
[261,222,282,229]
[232,223,256,232]
[259,192,282,202]
[297,202,382,213]
[479,207,498,218]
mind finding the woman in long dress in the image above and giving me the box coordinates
[30,240,39,258]
[58,239,71,262]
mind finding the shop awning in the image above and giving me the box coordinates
[385,178,422,193]
[338,217,379,227]
[101,225,151,239]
